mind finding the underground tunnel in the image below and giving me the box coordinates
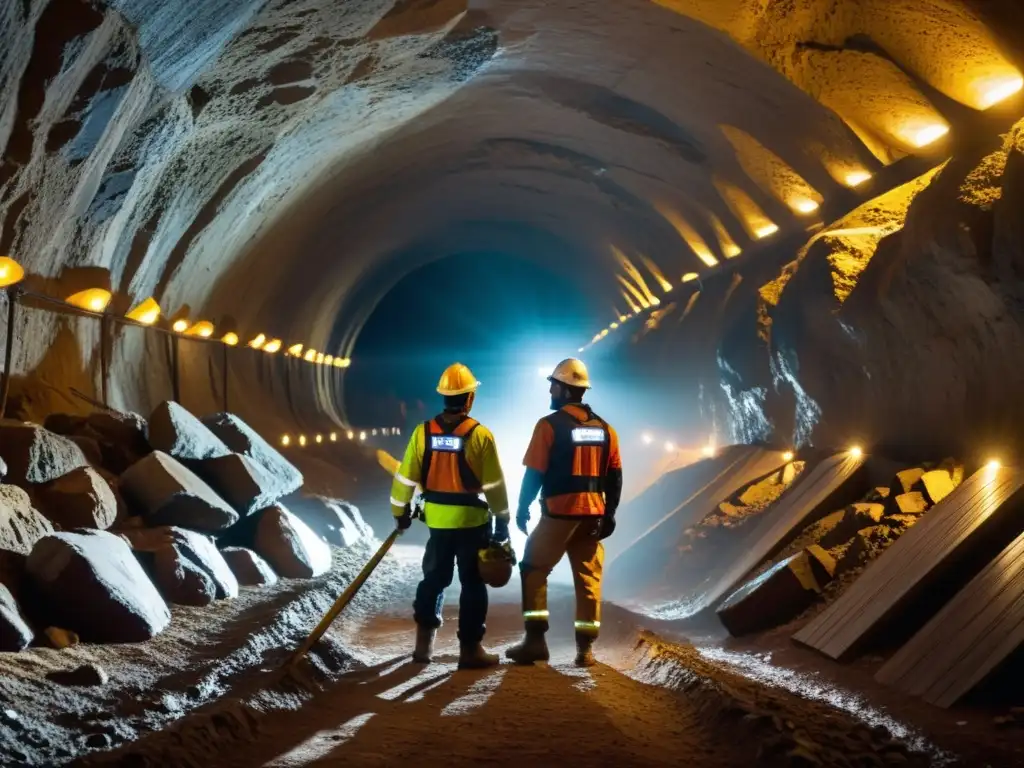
[4,0,1024,765]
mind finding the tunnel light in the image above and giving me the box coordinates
[396,428,401,436]
[618,314,627,323]
[315,434,323,444]
[0,256,25,288]
[222,332,239,346]
[359,431,367,441]
[910,123,949,148]
[600,329,609,338]
[372,429,378,436]
[298,435,307,447]
[650,296,662,306]
[664,441,675,452]
[347,430,354,440]
[641,433,653,445]
[66,288,112,313]
[336,357,352,368]
[793,199,820,215]
[682,272,698,283]
[610,322,619,330]
[755,224,779,239]
[977,75,1024,110]
[172,319,189,333]
[987,458,1002,471]
[702,443,716,458]
[287,343,304,357]
[185,320,214,338]
[303,348,316,362]
[281,435,291,447]
[263,338,282,353]
[330,432,337,442]
[577,347,585,353]
[849,445,863,458]
[845,171,872,188]
[126,297,161,325]
[325,354,334,365]
[592,334,601,343]
[783,451,794,462]
[315,352,325,364]
[248,333,266,349]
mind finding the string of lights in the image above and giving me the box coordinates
[279,426,401,448]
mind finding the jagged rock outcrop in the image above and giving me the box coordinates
[147,403,230,463]
[202,413,302,498]
[120,451,238,531]
[0,422,88,487]
[253,504,332,579]
[37,466,118,530]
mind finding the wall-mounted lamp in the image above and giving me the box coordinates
[126,297,161,325]
[222,332,239,346]
[315,352,325,364]
[66,288,112,313]
[0,257,25,288]
[263,338,282,353]
[248,333,266,349]
[287,343,304,357]
[324,354,334,365]
[185,320,214,338]
[303,348,317,362]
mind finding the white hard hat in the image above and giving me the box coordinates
[548,358,591,389]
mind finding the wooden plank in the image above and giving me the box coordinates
[875,529,1024,708]
[793,466,1024,661]
[606,447,788,592]
[695,452,868,615]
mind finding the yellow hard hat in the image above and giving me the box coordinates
[548,358,591,389]
[478,542,516,588]
[437,362,480,396]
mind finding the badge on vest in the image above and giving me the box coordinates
[430,435,464,452]
[571,427,605,444]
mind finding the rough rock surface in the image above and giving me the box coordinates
[0,584,33,651]
[25,530,171,643]
[86,411,150,457]
[254,504,332,579]
[0,485,54,590]
[120,451,238,531]
[915,469,956,505]
[122,525,238,604]
[195,453,289,517]
[46,663,108,687]
[147,403,230,463]
[37,467,118,530]
[284,494,370,548]
[202,413,303,497]
[220,546,278,587]
[0,422,88,487]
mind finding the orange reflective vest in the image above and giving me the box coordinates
[540,407,610,517]
[420,416,488,509]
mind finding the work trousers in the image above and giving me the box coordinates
[413,524,490,645]
[521,516,604,637]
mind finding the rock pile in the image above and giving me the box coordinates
[0,403,372,652]
[718,459,964,636]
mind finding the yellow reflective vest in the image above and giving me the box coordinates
[390,419,510,529]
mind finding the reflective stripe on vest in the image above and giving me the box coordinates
[541,407,609,503]
[420,416,488,509]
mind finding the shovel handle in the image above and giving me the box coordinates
[287,527,403,667]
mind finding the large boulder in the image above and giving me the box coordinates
[0,421,88,486]
[202,413,303,497]
[0,485,54,590]
[25,530,170,643]
[37,467,118,530]
[914,469,956,506]
[120,452,238,531]
[284,495,371,548]
[195,453,289,516]
[86,411,149,456]
[147,402,230,462]
[121,526,238,604]
[221,546,278,587]
[254,504,332,579]
[891,468,925,495]
[0,583,33,651]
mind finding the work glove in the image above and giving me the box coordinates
[516,505,531,536]
[395,504,413,531]
[493,516,510,544]
[597,510,617,540]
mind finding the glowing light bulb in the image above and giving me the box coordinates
[359,431,367,441]
[702,444,715,458]
[783,451,794,462]
[172,319,189,333]
[682,273,698,283]
[263,338,282,353]
[372,429,377,436]
[248,333,266,349]
[610,322,619,329]
[281,435,291,446]
[315,434,323,444]
[849,445,863,458]
[664,441,675,452]
[287,343,304,357]
[347,430,354,440]
[315,352,325,364]
[755,224,779,239]
[793,199,819,215]
[185,321,214,338]
[325,355,334,365]
[910,123,949,148]
[330,432,337,442]
[303,348,316,362]
[222,332,239,346]
[0,256,24,288]
[987,458,1002,471]
[600,329,609,338]
[298,435,307,447]
[619,315,627,323]
[977,75,1023,110]
[578,347,585,353]
[66,288,112,313]
[641,433,653,445]
[845,171,871,188]
[126,298,161,325]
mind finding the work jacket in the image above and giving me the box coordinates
[522,404,622,518]
[390,413,510,529]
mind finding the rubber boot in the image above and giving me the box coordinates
[458,643,499,670]
[505,626,550,664]
[412,626,436,664]
[574,633,596,668]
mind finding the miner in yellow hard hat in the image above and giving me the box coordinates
[506,357,623,668]
[390,362,511,669]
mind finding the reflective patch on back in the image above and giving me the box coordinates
[571,427,605,444]
[430,435,464,452]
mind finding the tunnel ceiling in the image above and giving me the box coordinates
[3,0,1024,425]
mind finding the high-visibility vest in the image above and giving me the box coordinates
[540,406,610,516]
[420,415,488,509]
